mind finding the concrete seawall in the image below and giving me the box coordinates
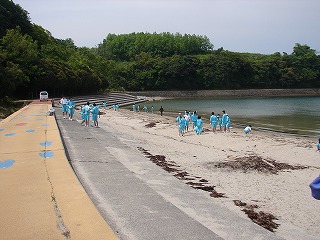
[127,88,320,98]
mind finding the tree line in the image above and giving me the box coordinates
[1,0,319,99]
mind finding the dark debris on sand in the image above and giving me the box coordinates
[233,200,279,232]
[213,155,308,174]
[137,147,280,232]
[137,147,226,198]
[145,122,157,128]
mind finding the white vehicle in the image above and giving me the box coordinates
[40,91,48,101]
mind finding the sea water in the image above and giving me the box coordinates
[149,96,320,137]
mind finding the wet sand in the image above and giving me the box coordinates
[99,108,320,236]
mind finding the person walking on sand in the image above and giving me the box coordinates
[221,110,227,132]
[60,96,68,119]
[159,106,164,116]
[195,116,203,135]
[184,111,191,132]
[132,103,136,112]
[176,113,185,137]
[151,105,154,114]
[137,105,141,112]
[226,114,231,132]
[191,111,198,129]
[103,101,107,110]
[210,112,217,133]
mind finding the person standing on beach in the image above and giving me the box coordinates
[210,112,217,132]
[184,111,191,132]
[317,138,320,152]
[159,106,164,116]
[132,103,136,112]
[195,116,203,135]
[176,113,185,136]
[226,114,231,132]
[151,105,154,114]
[103,101,107,110]
[217,114,221,131]
[191,111,198,129]
[60,96,68,119]
[221,110,227,132]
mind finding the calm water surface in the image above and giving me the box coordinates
[149,96,320,137]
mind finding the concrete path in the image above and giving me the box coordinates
[0,101,117,240]
[56,108,314,240]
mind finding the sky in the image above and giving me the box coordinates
[13,0,320,54]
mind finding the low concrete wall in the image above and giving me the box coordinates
[127,89,320,98]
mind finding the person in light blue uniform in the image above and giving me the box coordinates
[226,114,231,132]
[191,111,198,129]
[132,103,136,112]
[176,113,185,136]
[91,103,99,127]
[221,110,227,132]
[80,105,86,125]
[67,97,75,121]
[60,96,68,119]
[137,105,140,112]
[195,116,203,135]
[317,138,320,152]
[116,104,120,111]
[151,106,154,114]
[184,111,190,132]
[210,112,217,133]
[83,102,91,127]
[103,101,107,109]
[143,105,148,112]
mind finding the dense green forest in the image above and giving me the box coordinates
[1,0,320,99]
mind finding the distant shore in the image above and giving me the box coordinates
[127,88,320,98]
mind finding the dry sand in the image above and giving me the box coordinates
[99,108,320,237]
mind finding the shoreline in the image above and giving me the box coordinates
[99,108,320,237]
[122,107,318,139]
[127,88,320,98]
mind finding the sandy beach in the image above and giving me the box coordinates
[98,108,320,237]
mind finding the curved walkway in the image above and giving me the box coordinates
[0,100,117,239]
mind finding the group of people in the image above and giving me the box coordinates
[132,103,156,114]
[80,102,100,127]
[59,96,75,121]
[176,110,231,136]
[175,110,252,137]
[59,97,254,135]
[59,97,100,127]
[176,111,201,136]
[209,110,231,133]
